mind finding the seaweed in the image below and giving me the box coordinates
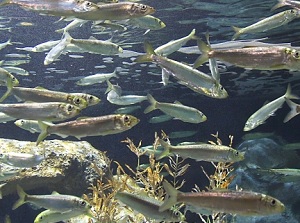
[82,131,237,223]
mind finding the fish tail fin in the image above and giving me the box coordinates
[12,185,28,210]
[159,180,179,212]
[36,121,49,146]
[144,94,157,114]
[189,28,198,40]
[105,79,113,94]
[284,83,299,100]
[231,26,242,40]
[112,68,119,79]
[193,39,211,68]
[157,139,171,160]
[135,41,155,63]
[271,0,286,11]
[0,79,13,102]
[283,98,298,123]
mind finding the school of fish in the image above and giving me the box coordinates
[1,0,300,222]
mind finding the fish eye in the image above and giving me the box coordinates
[140,4,147,11]
[89,96,94,101]
[270,199,276,206]
[235,151,239,156]
[21,120,25,124]
[74,98,81,104]
[86,1,91,6]
[80,200,86,206]
[67,105,73,111]
[124,115,130,122]
[294,51,300,59]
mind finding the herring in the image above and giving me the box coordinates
[34,209,90,223]
[136,42,228,99]
[232,9,299,40]
[244,84,299,131]
[154,29,197,56]
[194,39,300,71]
[0,152,44,168]
[0,67,19,102]
[115,191,184,222]
[11,86,88,109]
[12,185,92,214]
[159,180,285,216]
[36,114,139,145]
[0,102,81,121]
[14,119,41,133]
[157,139,244,162]
[76,69,118,85]
[144,94,207,124]
[128,15,166,31]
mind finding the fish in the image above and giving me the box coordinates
[159,180,285,216]
[113,105,141,114]
[2,66,29,76]
[44,32,72,65]
[92,20,127,32]
[148,114,173,124]
[55,19,88,33]
[12,185,93,214]
[283,98,300,122]
[283,142,300,150]
[0,170,19,182]
[194,39,300,71]
[0,67,19,102]
[14,119,41,133]
[32,40,60,53]
[157,139,244,162]
[0,39,12,51]
[144,94,207,124]
[244,84,299,131]
[36,114,139,145]
[154,29,197,56]
[271,0,300,11]
[0,102,81,121]
[0,152,44,168]
[76,69,118,85]
[69,93,100,106]
[136,42,228,99]
[0,0,100,17]
[106,83,147,105]
[11,86,88,109]
[72,2,156,21]
[70,35,123,55]
[128,15,166,31]
[0,112,16,123]
[257,168,300,183]
[34,209,91,223]
[232,9,299,40]
[115,191,184,222]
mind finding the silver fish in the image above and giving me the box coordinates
[283,98,300,123]
[232,9,299,40]
[159,181,285,216]
[13,185,93,214]
[244,84,299,131]
[0,102,81,121]
[157,139,244,162]
[115,191,184,222]
[36,114,139,145]
[11,86,88,109]
[194,39,300,71]
[0,152,44,168]
[144,94,207,124]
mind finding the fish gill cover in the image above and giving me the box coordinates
[0,0,300,222]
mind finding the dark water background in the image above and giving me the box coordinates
[1,0,300,222]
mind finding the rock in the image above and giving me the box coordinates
[0,138,110,197]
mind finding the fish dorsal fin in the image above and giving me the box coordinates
[174,100,182,105]
[263,100,269,106]
[51,191,60,195]
[88,36,98,40]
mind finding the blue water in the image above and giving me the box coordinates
[0,0,300,222]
